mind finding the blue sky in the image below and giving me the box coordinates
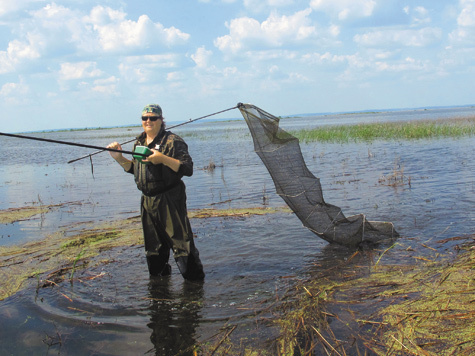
[1,0,474,132]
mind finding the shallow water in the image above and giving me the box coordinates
[0,106,474,354]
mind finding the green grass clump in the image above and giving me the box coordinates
[61,231,119,248]
[292,117,475,143]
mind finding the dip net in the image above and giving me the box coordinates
[238,103,398,247]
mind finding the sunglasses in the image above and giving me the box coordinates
[141,116,161,122]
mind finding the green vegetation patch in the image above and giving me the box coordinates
[188,206,290,219]
[292,116,475,143]
[61,231,119,248]
[0,206,50,224]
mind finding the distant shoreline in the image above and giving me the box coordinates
[22,104,475,134]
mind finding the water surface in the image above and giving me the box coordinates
[0,106,474,354]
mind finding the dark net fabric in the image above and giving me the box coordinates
[239,103,398,247]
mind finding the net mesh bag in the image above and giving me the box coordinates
[238,103,398,247]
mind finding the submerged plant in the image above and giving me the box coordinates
[69,248,85,283]
[378,157,411,187]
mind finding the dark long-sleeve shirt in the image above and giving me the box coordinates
[126,127,193,196]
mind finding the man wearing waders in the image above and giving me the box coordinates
[107,104,205,280]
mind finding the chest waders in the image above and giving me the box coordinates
[141,182,204,280]
[134,130,204,281]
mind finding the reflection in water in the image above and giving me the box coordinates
[147,277,204,356]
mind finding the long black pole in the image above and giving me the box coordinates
[0,132,149,158]
[66,104,240,164]
[1,105,240,163]
[67,137,137,163]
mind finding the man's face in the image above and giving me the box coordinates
[141,113,162,137]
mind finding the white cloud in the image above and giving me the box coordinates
[92,76,119,95]
[335,52,432,84]
[403,6,431,25]
[310,0,376,20]
[77,6,189,53]
[88,11,190,52]
[0,80,30,104]
[0,0,43,17]
[354,27,442,47]
[0,52,15,74]
[0,36,41,74]
[448,0,475,45]
[243,0,294,12]
[25,4,190,55]
[167,71,185,81]
[59,62,103,80]
[30,3,88,49]
[0,3,192,78]
[118,54,179,83]
[7,38,41,60]
[372,56,429,73]
[87,5,126,24]
[268,0,294,5]
[457,0,475,26]
[191,46,213,68]
[243,49,298,61]
[302,52,350,65]
[214,9,317,54]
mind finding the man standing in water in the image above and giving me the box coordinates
[107,104,205,280]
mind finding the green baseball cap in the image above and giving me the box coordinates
[142,104,162,116]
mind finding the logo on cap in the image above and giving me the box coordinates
[142,104,162,116]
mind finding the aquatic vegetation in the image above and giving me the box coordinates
[0,206,50,224]
[190,237,474,355]
[188,206,290,219]
[269,236,475,355]
[292,116,475,143]
[0,216,143,300]
[378,157,411,187]
[374,243,475,355]
[60,231,120,249]
[0,205,290,300]
[203,158,217,172]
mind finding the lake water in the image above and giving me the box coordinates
[0,106,474,355]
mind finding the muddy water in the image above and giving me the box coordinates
[0,107,474,355]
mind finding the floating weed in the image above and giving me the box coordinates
[203,158,217,172]
[188,206,290,219]
[379,157,411,187]
[0,206,50,224]
[373,244,475,355]
[61,231,119,249]
[269,237,475,355]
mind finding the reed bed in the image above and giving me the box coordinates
[292,116,475,143]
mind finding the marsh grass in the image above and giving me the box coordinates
[292,117,475,143]
[267,236,475,356]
